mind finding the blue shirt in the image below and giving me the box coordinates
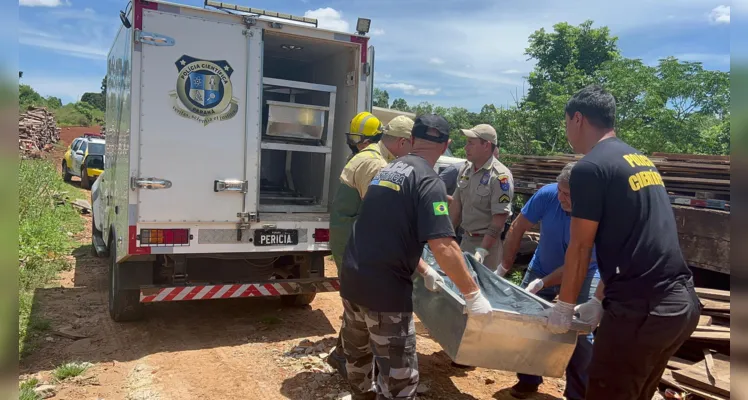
[521,183,600,279]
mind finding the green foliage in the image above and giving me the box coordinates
[18,160,81,356]
[53,102,104,127]
[20,83,104,126]
[19,378,40,400]
[373,87,389,108]
[19,84,62,111]
[375,20,729,157]
[52,362,93,381]
[507,269,524,286]
[81,92,105,112]
[391,98,410,111]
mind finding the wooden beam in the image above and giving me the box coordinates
[651,152,730,163]
[672,353,729,398]
[701,299,730,312]
[690,331,730,341]
[699,315,713,326]
[695,288,730,302]
[667,357,696,370]
[695,325,730,333]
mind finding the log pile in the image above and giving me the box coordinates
[660,288,731,399]
[503,153,730,201]
[19,107,60,158]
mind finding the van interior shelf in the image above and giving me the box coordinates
[262,77,336,94]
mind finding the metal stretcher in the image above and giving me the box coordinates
[412,247,595,378]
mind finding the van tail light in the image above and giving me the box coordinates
[314,228,330,243]
[139,229,190,246]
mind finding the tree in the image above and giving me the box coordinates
[373,88,389,108]
[45,96,62,109]
[391,98,410,112]
[101,76,107,95]
[525,20,619,104]
[19,84,46,110]
[411,102,435,116]
[81,92,106,112]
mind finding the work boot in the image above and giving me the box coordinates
[325,348,347,378]
[510,381,540,399]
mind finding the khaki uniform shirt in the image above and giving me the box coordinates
[453,156,514,234]
[339,142,396,198]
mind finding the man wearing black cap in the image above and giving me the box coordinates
[339,114,492,400]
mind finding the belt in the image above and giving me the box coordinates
[465,231,484,237]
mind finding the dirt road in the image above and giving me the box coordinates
[19,133,565,400]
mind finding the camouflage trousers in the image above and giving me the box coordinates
[340,299,419,400]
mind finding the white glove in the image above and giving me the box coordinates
[474,247,489,264]
[496,263,509,277]
[525,278,544,294]
[542,300,575,334]
[420,267,444,292]
[574,297,603,326]
[464,290,492,315]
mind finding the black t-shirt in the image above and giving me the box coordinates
[570,138,692,312]
[340,154,456,312]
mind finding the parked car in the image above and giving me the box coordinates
[371,106,467,173]
[62,133,105,189]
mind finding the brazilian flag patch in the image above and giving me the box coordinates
[433,201,449,216]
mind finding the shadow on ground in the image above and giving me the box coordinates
[278,351,488,400]
[20,244,337,375]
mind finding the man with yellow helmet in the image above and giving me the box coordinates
[327,112,415,376]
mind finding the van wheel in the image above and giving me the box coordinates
[108,238,144,322]
[281,293,317,307]
[62,162,72,182]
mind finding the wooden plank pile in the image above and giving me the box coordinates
[660,288,730,399]
[503,152,730,200]
[19,107,60,158]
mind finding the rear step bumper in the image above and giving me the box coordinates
[139,278,340,303]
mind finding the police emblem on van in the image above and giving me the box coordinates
[170,55,239,126]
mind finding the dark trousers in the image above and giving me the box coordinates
[517,269,598,400]
[586,284,701,400]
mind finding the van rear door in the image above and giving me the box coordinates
[136,9,258,223]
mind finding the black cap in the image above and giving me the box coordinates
[412,114,450,144]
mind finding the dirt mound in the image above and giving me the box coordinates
[59,126,101,146]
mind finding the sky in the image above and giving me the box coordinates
[19,0,732,111]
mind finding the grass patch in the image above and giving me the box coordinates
[19,378,40,400]
[52,361,93,381]
[507,269,524,287]
[19,159,83,357]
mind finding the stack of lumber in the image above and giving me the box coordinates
[504,153,730,200]
[660,287,730,399]
[18,107,60,158]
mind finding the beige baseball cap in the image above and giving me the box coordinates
[384,115,414,139]
[460,124,497,145]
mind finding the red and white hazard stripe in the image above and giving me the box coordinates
[139,279,341,303]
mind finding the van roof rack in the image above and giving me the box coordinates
[204,0,318,27]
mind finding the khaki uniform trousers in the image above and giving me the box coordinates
[459,234,503,272]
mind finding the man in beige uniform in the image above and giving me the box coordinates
[449,124,514,272]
